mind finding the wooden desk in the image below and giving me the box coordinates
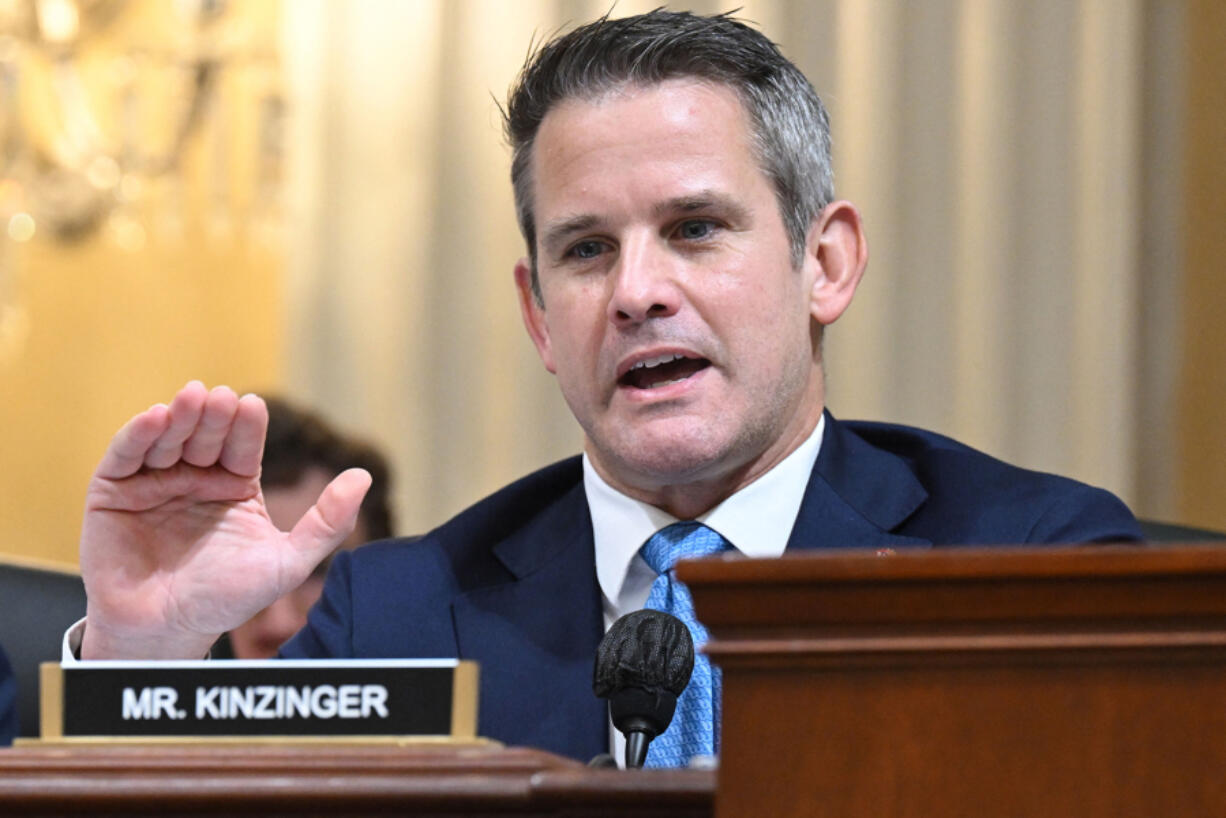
[682,544,1226,818]
[0,743,714,817]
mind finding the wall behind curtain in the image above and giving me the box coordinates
[284,0,1184,537]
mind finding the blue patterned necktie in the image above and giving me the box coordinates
[638,521,731,768]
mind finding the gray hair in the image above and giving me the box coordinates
[503,9,834,304]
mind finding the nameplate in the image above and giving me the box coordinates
[40,659,478,740]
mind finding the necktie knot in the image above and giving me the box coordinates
[640,521,729,575]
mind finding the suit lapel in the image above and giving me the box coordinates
[788,412,932,551]
[450,481,607,761]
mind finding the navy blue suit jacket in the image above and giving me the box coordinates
[0,643,16,746]
[282,413,1140,761]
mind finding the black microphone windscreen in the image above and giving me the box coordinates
[593,609,694,699]
[593,609,697,767]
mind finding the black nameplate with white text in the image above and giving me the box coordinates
[49,660,478,739]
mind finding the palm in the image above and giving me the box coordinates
[79,383,370,660]
[84,468,283,636]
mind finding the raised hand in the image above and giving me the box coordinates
[79,381,371,660]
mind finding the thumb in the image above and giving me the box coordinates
[287,468,373,568]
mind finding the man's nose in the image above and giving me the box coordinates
[607,238,681,325]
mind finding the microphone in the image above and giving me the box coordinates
[592,609,694,769]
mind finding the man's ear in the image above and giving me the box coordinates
[807,200,868,326]
[514,257,556,374]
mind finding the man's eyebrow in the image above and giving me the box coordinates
[653,191,750,222]
[541,214,602,252]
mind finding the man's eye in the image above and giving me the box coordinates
[677,220,716,240]
[568,240,606,260]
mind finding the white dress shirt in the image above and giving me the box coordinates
[586,414,825,763]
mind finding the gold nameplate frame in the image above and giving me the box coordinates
[39,659,478,743]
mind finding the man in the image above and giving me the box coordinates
[215,397,394,659]
[74,11,1140,765]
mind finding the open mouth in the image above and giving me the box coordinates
[618,353,711,390]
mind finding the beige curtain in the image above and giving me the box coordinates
[283,0,1178,535]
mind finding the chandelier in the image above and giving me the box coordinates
[0,0,282,361]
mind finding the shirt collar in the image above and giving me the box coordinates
[584,413,825,611]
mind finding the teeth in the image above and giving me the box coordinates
[646,377,687,389]
[631,353,686,371]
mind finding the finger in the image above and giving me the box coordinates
[95,404,172,480]
[95,462,260,512]
[219,393,268,477]
[287,468,373,568]
[182,386,241,467]
[143,381,209,469]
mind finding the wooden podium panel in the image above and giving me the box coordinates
[680,545,1226,818]
[0,743,713,817]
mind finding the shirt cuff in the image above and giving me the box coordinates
[62,618,87,663]
[62,619,214,662]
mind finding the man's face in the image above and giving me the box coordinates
[516,79,828,514]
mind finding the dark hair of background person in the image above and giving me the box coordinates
[261,396,395,541]
[503,8,834,304]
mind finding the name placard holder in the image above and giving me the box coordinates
[39,659,480,744]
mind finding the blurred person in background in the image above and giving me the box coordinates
[215,397,394,659]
